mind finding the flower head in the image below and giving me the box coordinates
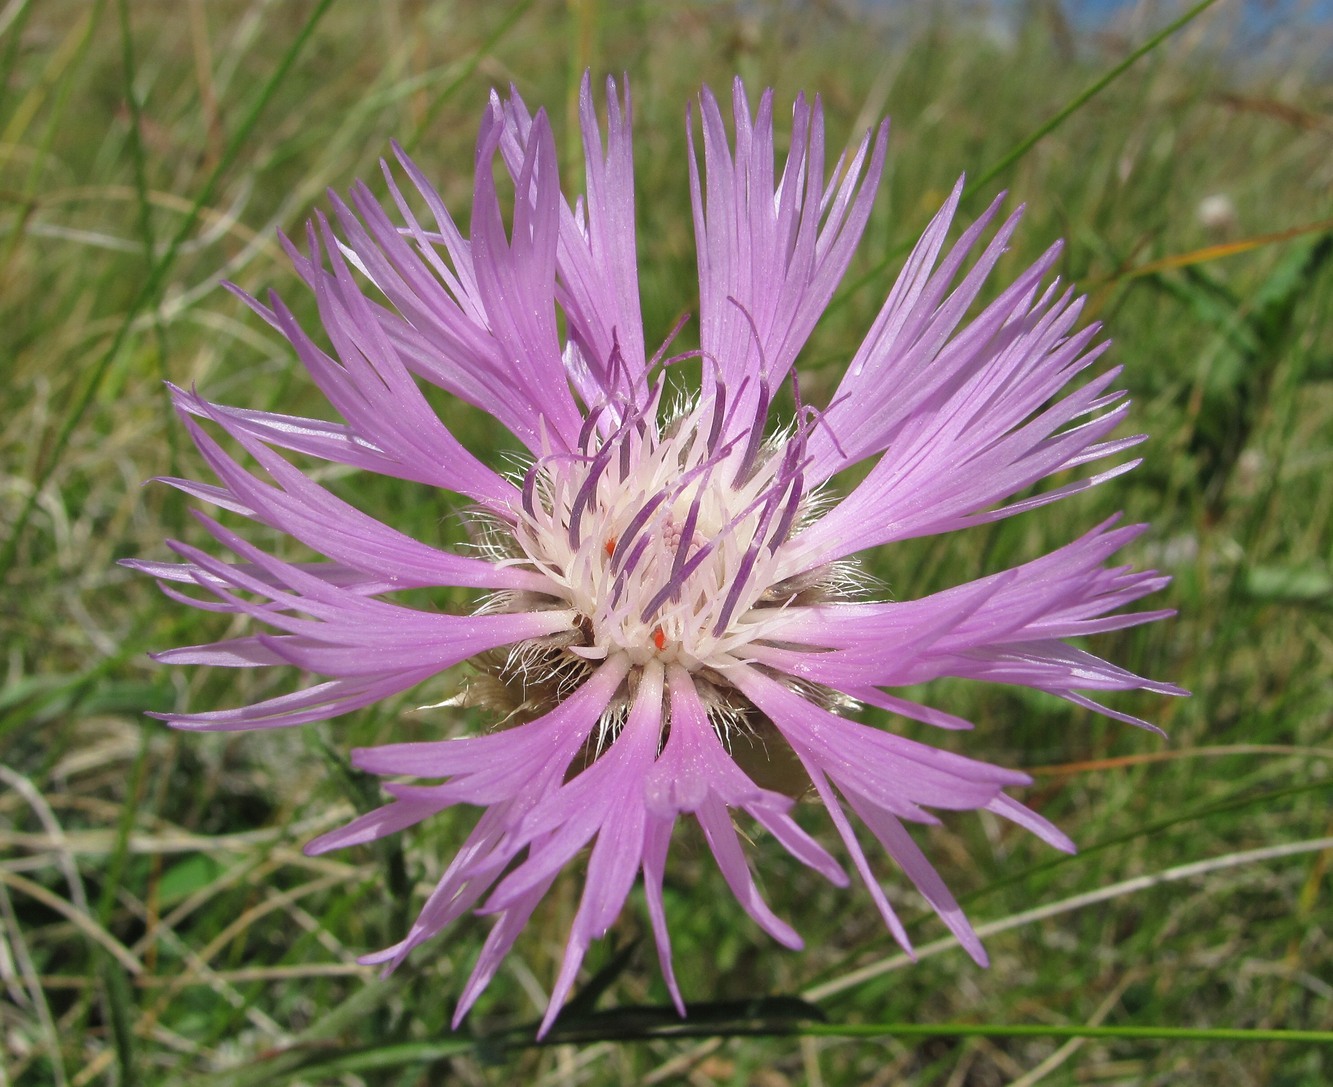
[130,75,1181,1034]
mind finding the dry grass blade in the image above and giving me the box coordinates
[803,836,1333,1003]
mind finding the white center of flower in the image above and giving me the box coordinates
[511,391,807,672]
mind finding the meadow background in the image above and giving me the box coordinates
[3,0,1331,1083]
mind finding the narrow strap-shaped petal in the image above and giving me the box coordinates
[641,815,683,1015]
[800,763,915,955]
[348,657,632,985]
[695,792,804,950]
[537,659,665,1036]
[654,664,848,887]
[176,411,540,591]
[752,520,1184,714]
[495,75,648,411]
[733,665,1026,818]
[469,102,584,452]
[844,791,988,965]
[152,669,440,731]
[689,80,888,448]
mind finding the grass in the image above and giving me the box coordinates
[2,0,1331,1084]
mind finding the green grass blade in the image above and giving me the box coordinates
[0,0,337,578]
[962,0,1225,202]
[833,0,1225,311]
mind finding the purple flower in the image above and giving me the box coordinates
[130,75,1181,1034]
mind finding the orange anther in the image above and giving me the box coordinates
[652,626,667,651]
[604,536,617,557]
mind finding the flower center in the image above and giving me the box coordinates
[511,390,806,673]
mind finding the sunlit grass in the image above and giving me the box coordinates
[3,1,1330,1084]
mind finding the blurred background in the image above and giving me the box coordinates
[2,1,1330,1084]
